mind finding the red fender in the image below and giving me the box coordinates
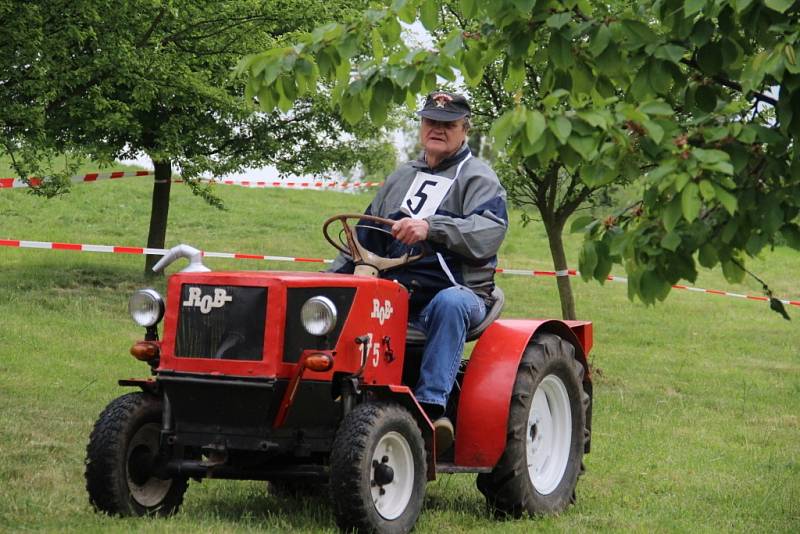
[454,319,592,468]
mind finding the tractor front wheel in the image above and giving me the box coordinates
[330,403,426,533]
[85,392,188,517]
[477,333,589,517]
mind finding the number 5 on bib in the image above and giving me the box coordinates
[401,171,455,220]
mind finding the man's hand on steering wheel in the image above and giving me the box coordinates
[391,218,429,245]
[322,214,430,276]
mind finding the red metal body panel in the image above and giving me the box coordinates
[150,269,593,474]
[454,319,592,468]
[353,283,408,387]
[564,320,593,355]
[158,271,408,385]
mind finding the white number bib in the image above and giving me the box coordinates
[401,171,455,220]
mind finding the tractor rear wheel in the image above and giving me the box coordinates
[330,402,426,534]
[477,333,589,517]
[85,392,188,516]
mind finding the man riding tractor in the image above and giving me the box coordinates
[329,91,508,456]
[84,91,592,534]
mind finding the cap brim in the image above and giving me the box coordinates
[416,109,468,121]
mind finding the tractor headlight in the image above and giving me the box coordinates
[129,289,165,327]
[301,296,337,336]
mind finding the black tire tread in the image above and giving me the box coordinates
[477,333,590,517]
[329,403,426,533]
[85,392,187,517]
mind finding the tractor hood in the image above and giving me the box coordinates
[156,271,409,383]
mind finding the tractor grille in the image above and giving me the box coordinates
[175,284,267,360]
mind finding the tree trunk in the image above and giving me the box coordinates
[144,159,172,277]
[542,218,577,320]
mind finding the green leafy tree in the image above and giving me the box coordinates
[0,2,84,193]
[572,0,800,313]
[240,0,799,318]
[431,4,639,320]
[0,0,395,275]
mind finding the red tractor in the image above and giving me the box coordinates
[85,214,593,533]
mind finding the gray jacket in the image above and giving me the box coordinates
[331,143,508,311]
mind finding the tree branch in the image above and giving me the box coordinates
[545,163,559,219]
[1,139,25,180]
[681,58,778,106]
[444,4,467,28]
[136,7,168,47]
[479,69,506,119]
[558,184,594,224]
[161,14,276,45]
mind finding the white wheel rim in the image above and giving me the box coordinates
[370,431,414,520]
[127,423,171,507]
[527,374,572,495]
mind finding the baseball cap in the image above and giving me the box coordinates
[416,91,471,121]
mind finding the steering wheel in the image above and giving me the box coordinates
[322,214,427,276]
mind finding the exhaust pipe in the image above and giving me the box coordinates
[152,244,210,273]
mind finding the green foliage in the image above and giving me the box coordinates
[0,0,395,198]
[0,178,798,531]
[574,0,800,304]
[238,0,631,318]
[236,0,799,306]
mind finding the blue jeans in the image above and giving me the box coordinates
[411,286,487,410]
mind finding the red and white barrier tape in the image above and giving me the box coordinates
[0,171,153,189]
[499,266,799,305]
[1,238,797,308]
[201,179,383,189]
[0,239,329,264]
[1,171,382,190]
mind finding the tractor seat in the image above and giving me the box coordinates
[406,286,505,345]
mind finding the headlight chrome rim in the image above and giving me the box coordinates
[129,289,165,327]
[301,296,338,336]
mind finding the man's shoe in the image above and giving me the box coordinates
[420,402,445,421]
[433,417,454,457]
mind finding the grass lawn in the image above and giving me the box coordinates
[0,174,798,532]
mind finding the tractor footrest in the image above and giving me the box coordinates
[435,463,492,474]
